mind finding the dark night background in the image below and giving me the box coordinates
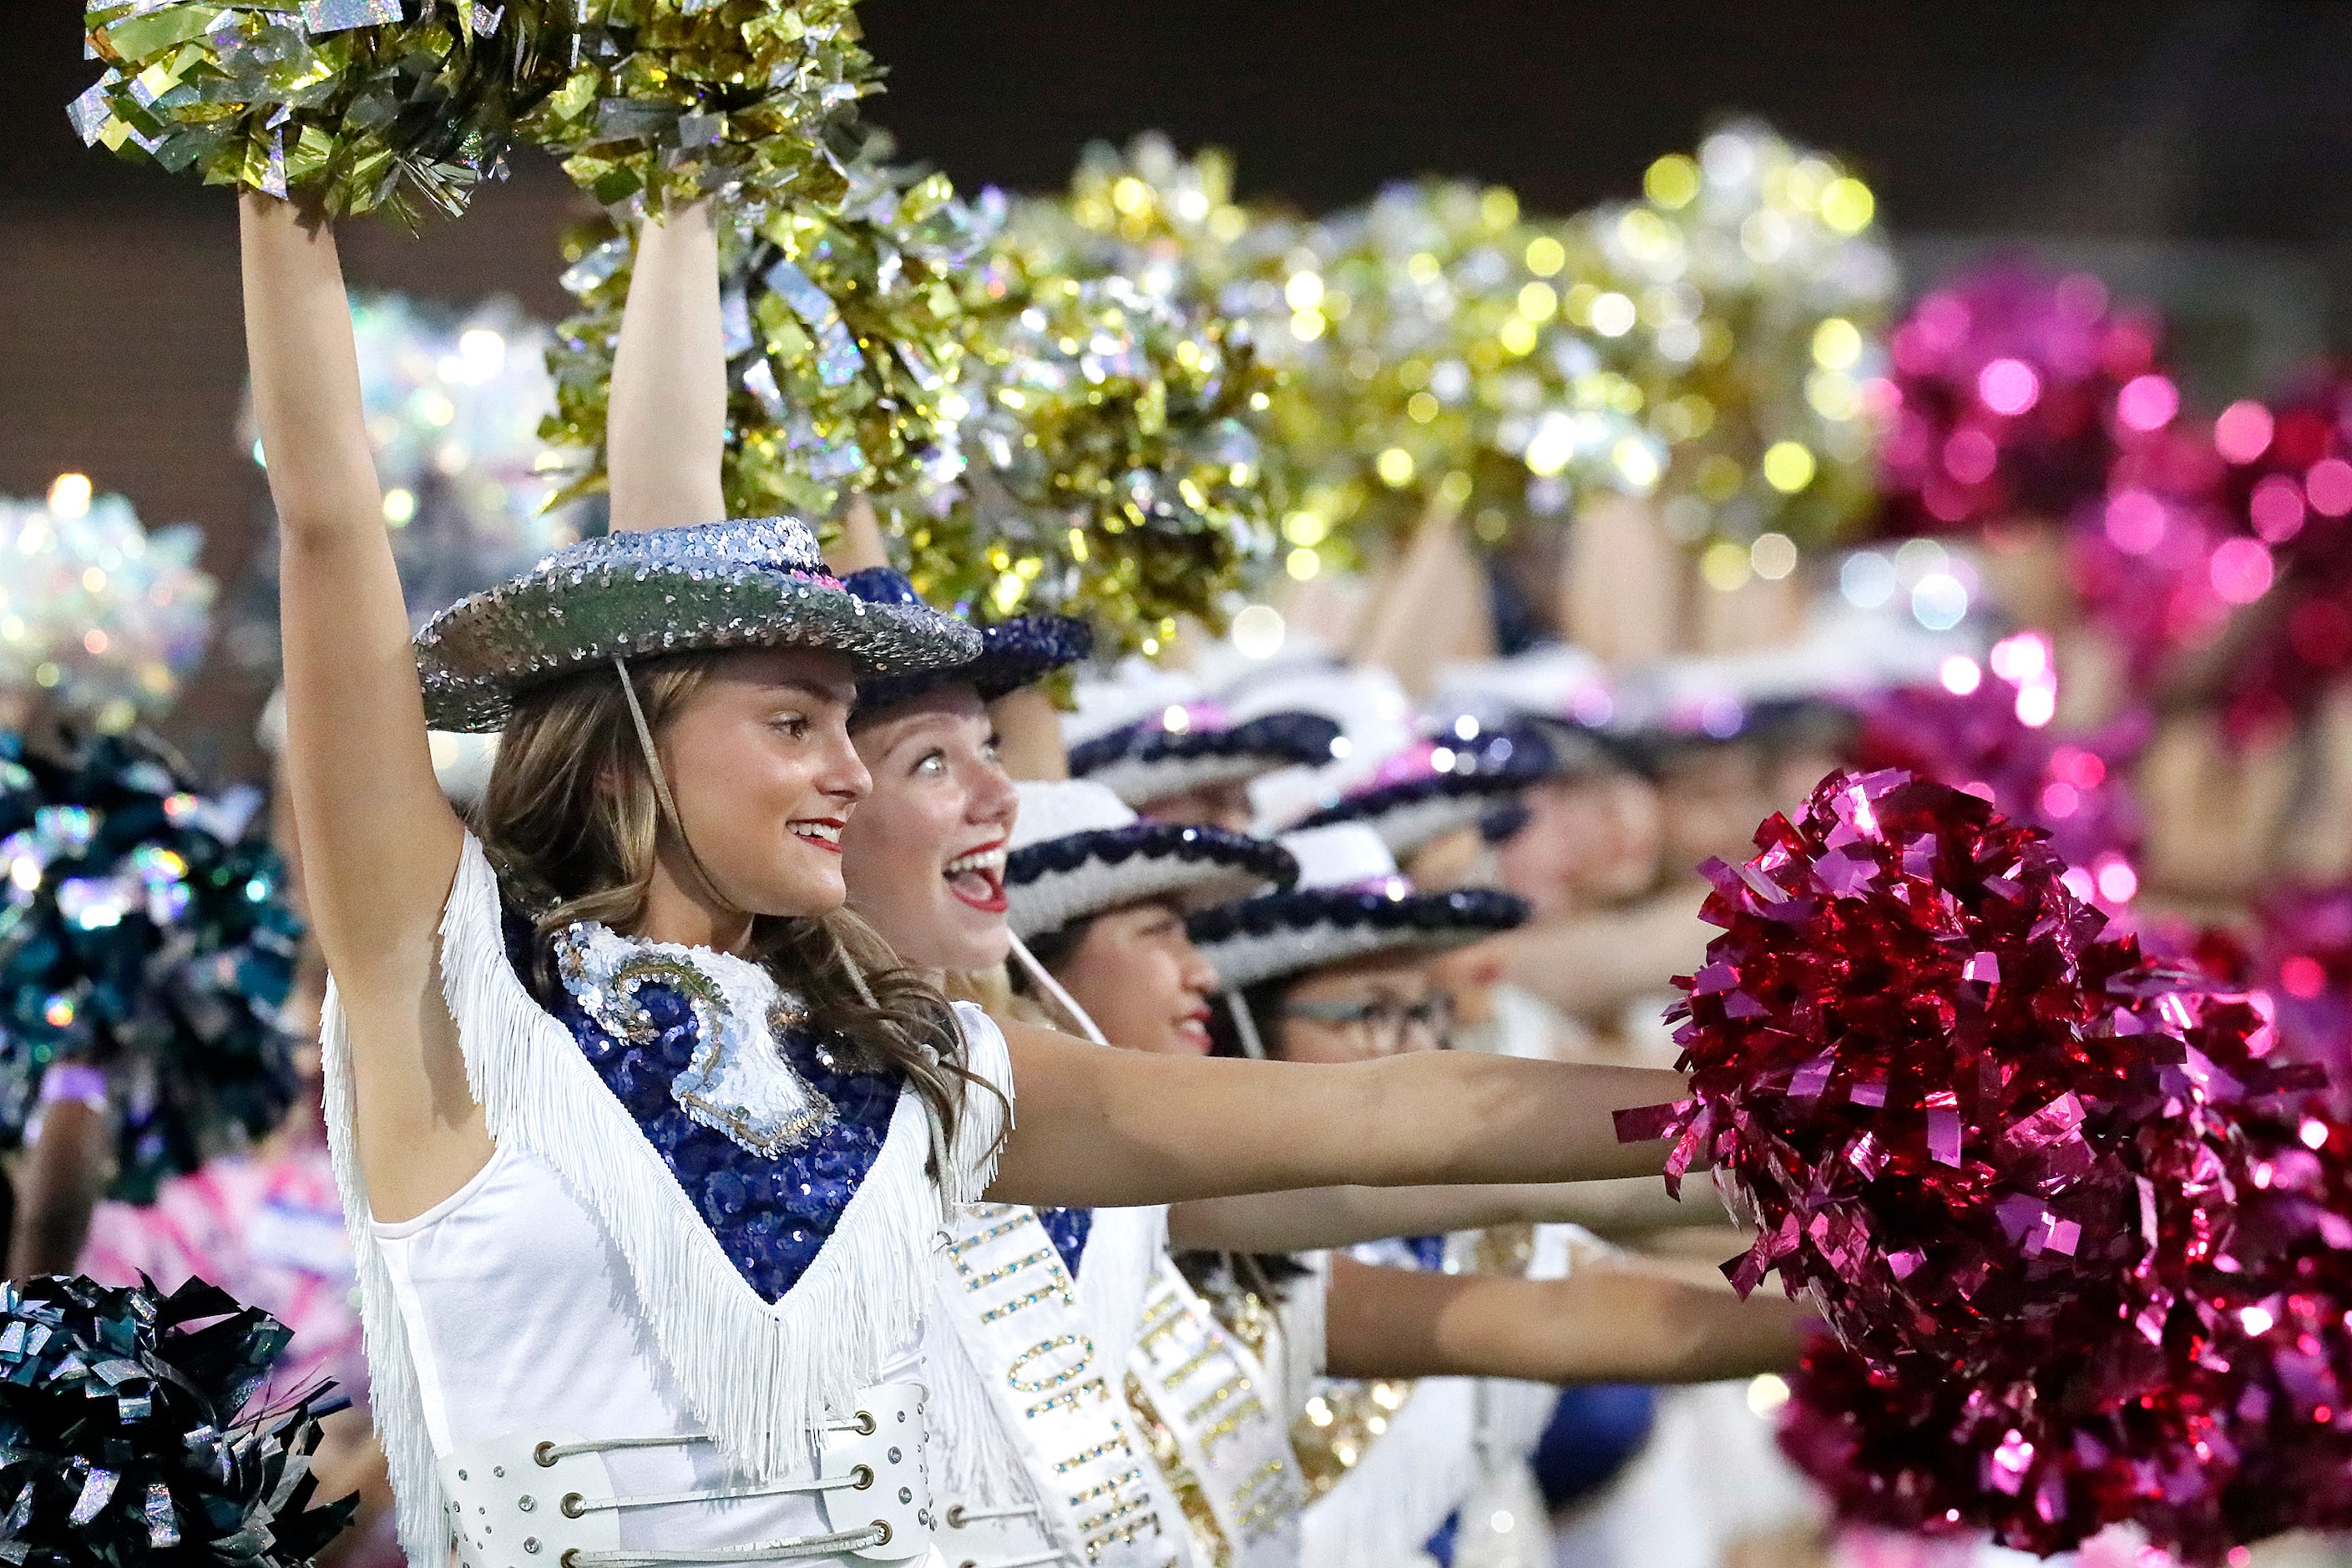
[5,1,2352,764]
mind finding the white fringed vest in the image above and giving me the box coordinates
[321,835,1012,1565]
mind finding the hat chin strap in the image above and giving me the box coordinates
[1223,990,1269,1060]
[1007,932,1110,1047]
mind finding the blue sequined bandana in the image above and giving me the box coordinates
[544,922,906,1304]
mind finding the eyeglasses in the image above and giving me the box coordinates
[1279,993,1456,1055]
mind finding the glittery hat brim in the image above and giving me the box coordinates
[1004,824,1298,943]
[417,558,982,732]
[1071,713,1346,808]
[1186,887,1530,994]
[1289,771,1544,861]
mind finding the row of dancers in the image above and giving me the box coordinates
[185,185,1834,1568]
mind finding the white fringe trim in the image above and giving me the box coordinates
[321,979,448,1568]
[917,1271,1046,1510]
[1079,1205,1168,1376]
[325,835,1015,1561]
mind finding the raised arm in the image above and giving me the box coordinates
[1165,1174,1717,1254]
[242,195,480,1220]
[606,200,726,531]
[1323,1253,1807,1384]
[985,1019,1682,1208]
[245,196,464,969]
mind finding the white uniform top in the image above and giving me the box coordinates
[325,835,1012,1566]
[376,1141,932,1555]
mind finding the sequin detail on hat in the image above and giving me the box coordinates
[542,924,902,1303]
[840,566,1094,712]
[556,923,832,1157]
[414,518,983,731]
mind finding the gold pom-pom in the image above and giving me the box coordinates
[1279,179,1660,561]
[522,0,874,213]
[542,149,981,521]
[893,200,1280,659]
[1574,117,1896,554]
[73,0,548,225]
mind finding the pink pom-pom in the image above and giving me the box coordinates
[1636,767,2342,1559]
[1876,260,2164,536]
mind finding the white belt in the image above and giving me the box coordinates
[439,1381,934,1568]
[936,1498,1068,1568]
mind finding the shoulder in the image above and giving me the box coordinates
[951,1001,1012,1090]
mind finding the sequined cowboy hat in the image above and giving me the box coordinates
[839,567,1094,716]
[1186,822,1529,994]
[1004,780,1297,942]
[1069,705,1345,811]
[1283,720,1558,862]
[412,518,983,732]
[1062,665,1344,812]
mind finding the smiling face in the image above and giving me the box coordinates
[842,685,1021,974]
[1053,898,1222,1055]
[659,648,870,920]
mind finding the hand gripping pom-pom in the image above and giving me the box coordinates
[0,1273,357,1568]
[544,148,982,524]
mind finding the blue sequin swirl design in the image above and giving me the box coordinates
[1036,1206,1093,1277]
[549,961,905,1303]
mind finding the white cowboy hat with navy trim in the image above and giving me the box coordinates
[1186,822,1529,994]
[1004,779,1297,942]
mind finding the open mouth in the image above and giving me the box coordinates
[791,819,845,854]
[943,842,1009,913]
[1176,1006,1212,1052]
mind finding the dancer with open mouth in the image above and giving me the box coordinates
[833,594,1798,1568]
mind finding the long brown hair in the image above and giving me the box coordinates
[478,654,976,1153]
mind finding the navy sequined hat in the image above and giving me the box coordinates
[1285,721,1558,859]
[413,518,981,732]
[1186,822,1530,993]
[1004,780,1297,942]
[1068,706,1346,809]
[842,567,1094,716]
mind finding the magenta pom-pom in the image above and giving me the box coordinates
[1626,766,2347,1559]
[1876,260,2165,535]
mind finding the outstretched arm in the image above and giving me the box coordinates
[986,1019,1682,1207]
[1323,1253,1807,1383]
[242,195,479,1220]
[606,200,726,532]
[1166,1175,1716,1254]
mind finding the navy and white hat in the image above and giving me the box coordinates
[1429,645,1634,780]
[1283,721,1556,858]
[414,517,981,731]
[1186,822,1529,994]
[1070,702,1345,810]
[841,566,1093,716]
[1004,780,1298,942]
